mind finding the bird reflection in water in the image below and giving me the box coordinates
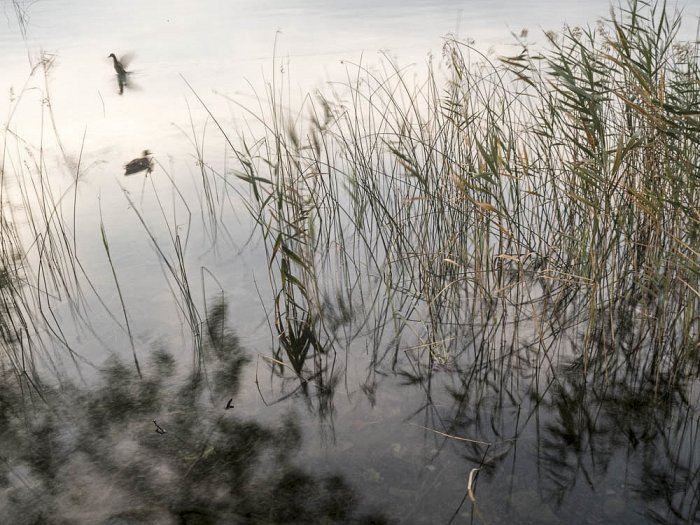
[124,150,153,175]
[108,52,135,94]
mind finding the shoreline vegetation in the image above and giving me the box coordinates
[2,0,696,387]
[0,0,699,522]
[210,0,699,384]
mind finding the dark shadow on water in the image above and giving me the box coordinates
[0,299,389,524]
[1,290,698,524]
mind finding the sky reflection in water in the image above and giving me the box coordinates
[1,298,698,523]
[1,1,699,524]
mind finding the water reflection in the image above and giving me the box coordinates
[1,1,699,523]
[416,336,700,524]
[1,243,697,523]
[0,300,388,524]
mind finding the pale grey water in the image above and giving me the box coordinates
[1,0,640,359]
[2,0,632,151]
[1,2,700,524]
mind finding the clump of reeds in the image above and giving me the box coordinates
[217,0,698,382]
[491,0,700,375]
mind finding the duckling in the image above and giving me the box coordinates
[124,150,153,175]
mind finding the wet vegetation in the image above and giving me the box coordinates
[1,0,699,523]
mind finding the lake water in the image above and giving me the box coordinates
[2,0,628,157]
[2,0,635,360]
[1,1,700,523]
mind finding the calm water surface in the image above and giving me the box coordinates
[1,0,629,360]
[1,1,699,523]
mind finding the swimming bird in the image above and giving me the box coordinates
[124,150,153,175]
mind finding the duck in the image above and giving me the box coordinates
[124,150,153,175]
[108,53,127,76]
[108,53,131,94]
